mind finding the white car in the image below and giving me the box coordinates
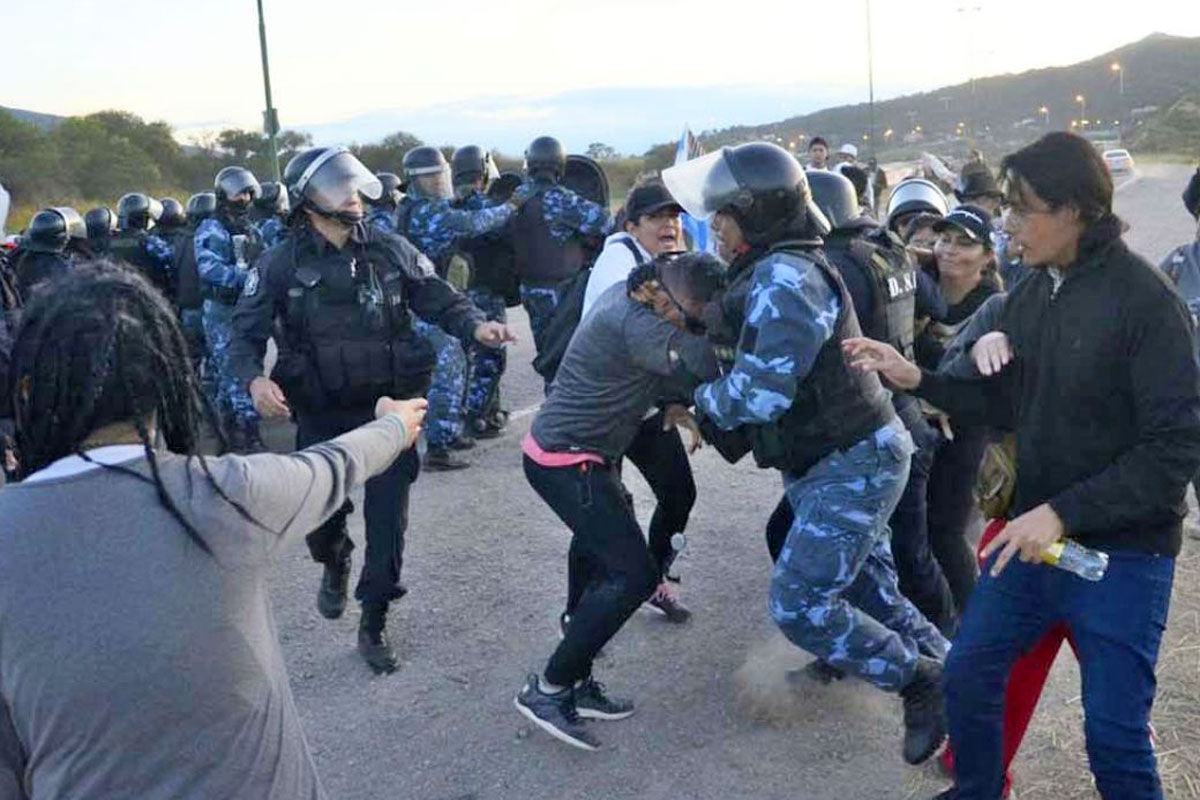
[1103,149,1135,174]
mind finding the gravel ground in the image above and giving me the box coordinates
[258,162,1200,800]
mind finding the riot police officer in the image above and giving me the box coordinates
[229,146,513,673]
[801,169,956,638]
[155,198,189,296]
[663,142,949,766]
[9,208,82,296]
[450,145,513,439]
[513,135,611,362]
[83,206,118,258]
[110,193,174,296]
[366,172,402,234]
[251,181,289,248]
[397,145,525,470]
[197,166,266,453]
[177,192,218,393]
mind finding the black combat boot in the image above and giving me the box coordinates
[448,433,476,450]
[358,602,399,675]
[466,413,503,440]
[424,447,470,471]
[900,656,947,765]
[316,550,351,620]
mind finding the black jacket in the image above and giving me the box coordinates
[915,215,1200,556]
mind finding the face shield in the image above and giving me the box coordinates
[660,149,743,222]
[414,167,453,201]
[299,149,383,215]
[53,207,88,241]
[219,171,262,203]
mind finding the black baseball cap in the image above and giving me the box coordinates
[932,204,994,247]
[624,183,682,222]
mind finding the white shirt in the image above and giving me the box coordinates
[582,232,652,319]
[23,444,146,483]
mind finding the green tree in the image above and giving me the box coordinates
[52,117,162,200]
[585,142,618,160]
[350,131,424,174]
[0,109,64,206]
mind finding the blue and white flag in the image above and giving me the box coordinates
[673,126,716,254]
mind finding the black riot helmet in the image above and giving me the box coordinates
[185,192,218,224]
[884,178,949,233]
[117,193,164,231]
[84,207,118,241]
[370,173,403,209]
[806,169,863,231]
[54,207,87,243]
[254,181,288,215]
[284,146,382,225]
[25,209,71,253]
[214,166,261,211]
[158,197,186,230]
[402,146,452,201]
[451,145,498,190]
[525,136,566,182]
[662,141,830,246]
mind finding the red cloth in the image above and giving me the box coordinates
[521,432,605,468]
[941,518,1077,797]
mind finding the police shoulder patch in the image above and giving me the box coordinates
[243,267,260,297]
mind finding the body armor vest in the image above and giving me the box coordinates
[825,227,918,359]
[512,191,584,287]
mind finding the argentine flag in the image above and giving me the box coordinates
[674,127,716,254]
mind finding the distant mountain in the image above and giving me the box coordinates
[0,106,63,131]
[702,33,1200,155]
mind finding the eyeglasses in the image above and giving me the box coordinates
[999,199,1056,223]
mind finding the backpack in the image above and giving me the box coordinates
[531,237,644,382]
[976,433,1017,520]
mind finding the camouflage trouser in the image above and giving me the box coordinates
[769,420,949,692]
[179,307,216,407]
[202,299,260,429]
[412,319,466,450]
[519,284,559,359]
[465,288,507,419]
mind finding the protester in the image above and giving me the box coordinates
[806,137,830,170]
[0,261,427,799]
[515,251,721,750]
[834,143,859,167]
[846,132,1200,799]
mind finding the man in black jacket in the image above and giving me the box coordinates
[847,132,1200,800]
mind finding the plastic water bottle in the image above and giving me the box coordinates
[664,533,687,582]
[1041,540,1108,581]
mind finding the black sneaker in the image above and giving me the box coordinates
[644,589,692,624]
[514,674,599,751]
[449,434,476,451]
[316,552,351,620]
[574,676,634,721]
[424,448,471,471]
[467,414,504,440]
[803,658,847,685]
[900,656,947,765]
[358,603,399,675]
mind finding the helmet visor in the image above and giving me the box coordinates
[53,207,87,240]
[219,171,262,201]
[661,149,740,222]
[304,151,383,213]
[416,167,453,201]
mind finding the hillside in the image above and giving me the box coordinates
[701,33,1200,157]
[0,106,63,131]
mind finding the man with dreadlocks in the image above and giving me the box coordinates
[229,146,515,674]
[0,261,427,799]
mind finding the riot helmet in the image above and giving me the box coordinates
[84,207,118,241]
[25,209,71,253]
[255,181,289,215]
[451,145,499,192]
[806,169,863,230]
[662,141,830,246]
[185,192,218,224]
[214,166,261,223]
[525,136,566,182]
[117,193,163,231]
[370,173,403,209]
[54,207,87,242]
[402,146,452,201]
[284,146,382,225]
[885,178,949,233]
[158,197,186,230]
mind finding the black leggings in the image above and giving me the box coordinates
[525,456,658,686]
[621,413,697,581]
[926,424,989,613]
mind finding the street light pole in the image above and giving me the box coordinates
[256,0,281,181]
[1111,62,1124,96]
[1039,106,1050,127]
[1075,94,1086,130]
[866,0,877,160]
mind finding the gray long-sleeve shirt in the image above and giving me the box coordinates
[0,415,408,800]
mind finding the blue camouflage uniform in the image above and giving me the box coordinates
[255,216,286,249]
[458,190,510,421]
[195,217,262,430]
[367,207,397,235]
[401,196,513,449]
[694,252,947,692]
[518,183,610,352]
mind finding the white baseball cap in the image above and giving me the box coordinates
[838,143,859,158]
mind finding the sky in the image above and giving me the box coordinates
[3,0,1199,153]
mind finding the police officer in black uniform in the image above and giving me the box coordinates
[110,193,174,297]
[83,207,118,258]
[176,193,218,387]
[229,146,514,674]
[9,208,81,296]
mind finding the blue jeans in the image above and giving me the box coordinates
[770,420,948,691]
[945,550,1174,799]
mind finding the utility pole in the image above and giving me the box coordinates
[866,0,877,159]
[256,0,281,181]
[956,3,982,141]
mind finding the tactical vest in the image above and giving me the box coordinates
[451,195,519,303]
[203,222,266,304]
[173,226,202,310]
[272,237,434,412]
[512,191,584,287]
[110,230,170,297]
[826,227,918,360]
[719,243,896,474]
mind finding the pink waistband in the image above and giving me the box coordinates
[521,433,605,468]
